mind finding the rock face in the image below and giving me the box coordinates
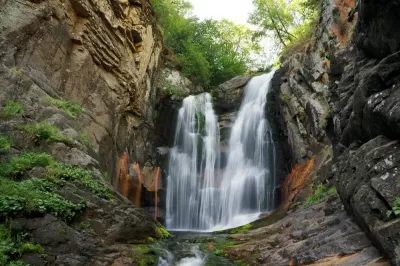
[0,0,188,264]
[272,0,400,264]
[227,194,389,266]
[214,74,252,112]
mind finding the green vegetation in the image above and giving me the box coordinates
[21,122,73,145]
[387,197,400,218]
[3,100,24,118]
[47,163,112,199]
[0,152,112,221]
[133,245,157,266]
[280,93,293,102]
[0,224,44,266]
[304,184,337,207]
[45,97,84,119]
[230,224,252,234]
[250,0,321,59]
[0,152,53,178]
[0,178,84,220]
[155,223,171,239]
[235,260,250,266]
[0,136,12,154]
[151,0,265,88]
[213,238,236,257]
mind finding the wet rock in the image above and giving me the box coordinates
[215,74,252,112]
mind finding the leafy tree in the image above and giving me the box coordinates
[151,0,263,88]
[250,0,297,47]
[250,0,320,49]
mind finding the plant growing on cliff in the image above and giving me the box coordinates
[387,197,400,218]
[0,152,54,178]
[46,163,113,199]
[0,223,45,266]
[0,135,12,154]
[304,184,336,207]
[3,100,24,118]
[45,97,84,119]
[0,177,85,220]
[21,122,73,145]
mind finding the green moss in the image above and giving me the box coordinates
[45,97,84,119]
[133,245,156,266]
[280,93,293,102]
[235,260,250,266]
[230,224,252,234]
[0,135,12,153]
[304,184,337,207]
[212,238,236,257]
[155,224,171,239]
[0,224,44,266]
[3,100,24,118]
[21,122,73,145]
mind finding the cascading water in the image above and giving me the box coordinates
[166,93,221,231]
[166,72,276,231]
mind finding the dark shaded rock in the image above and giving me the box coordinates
[355,0,400,59]
[334,136,400,265]
[215,74,252,112]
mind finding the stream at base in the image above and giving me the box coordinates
[154,233,235,266]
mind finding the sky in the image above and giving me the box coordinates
[190,0,254,25]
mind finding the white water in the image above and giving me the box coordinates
[166,72,276,232]
[157,247,205,266]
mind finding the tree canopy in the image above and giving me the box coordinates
[250,0,320,48]
[151,0,265,89]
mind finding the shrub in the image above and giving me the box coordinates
[0,152,54,178]
[45,97,84,119]
[46,163,112,199]
[3,101,24,118]
[0,136,12,153]
[0,178,85,220]
[0,223,44,266]
[304,184,336,207]
[21,122,73,144]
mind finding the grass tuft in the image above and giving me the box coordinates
[21,122,73,145]
[45,97,84,119]
[304,184,336,207]
[3,100,24,118]
[0,135,12,154]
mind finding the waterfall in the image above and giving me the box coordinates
[166,72,276,231]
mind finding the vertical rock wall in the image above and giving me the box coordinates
[274,0,400,264]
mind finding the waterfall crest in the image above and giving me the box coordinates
[166,72,276,231]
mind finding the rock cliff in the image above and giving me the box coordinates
[271,0,400,264]
[0,0,195,264]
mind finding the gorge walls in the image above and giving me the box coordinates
[0,0,196,264]
[274,0,400,264]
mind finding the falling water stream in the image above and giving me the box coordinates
[166,72,276,232]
